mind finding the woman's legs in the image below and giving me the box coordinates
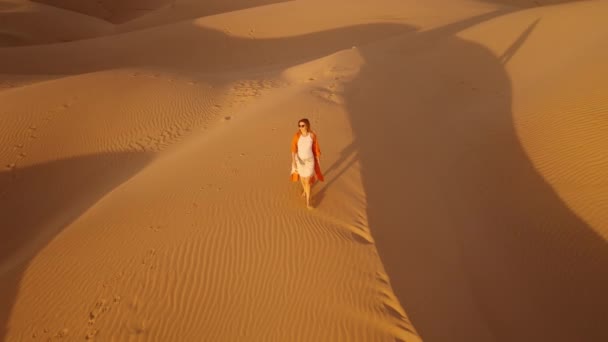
[301,177,312,208]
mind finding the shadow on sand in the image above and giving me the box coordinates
[1,4,606,341]
[0,152,153,340]
[339,9,608,342]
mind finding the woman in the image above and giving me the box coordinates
[291,118,324,209]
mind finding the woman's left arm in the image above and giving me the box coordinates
[313,133,321,166]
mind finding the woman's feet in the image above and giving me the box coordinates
[300,179,313,209]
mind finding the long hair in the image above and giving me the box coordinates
[298,118,311,131]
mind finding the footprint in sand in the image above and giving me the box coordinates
[141,249,156,265]
[148,225,162,232]
[83,294,124,339]
[85,329,98,340]
[54,328,69,339]
[141,249,158,270]
[129,321,147,336]
[88,299,110,326]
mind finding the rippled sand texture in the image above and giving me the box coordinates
[1,0,607,341]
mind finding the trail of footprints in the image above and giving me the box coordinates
[83,245,159,340]
[310,81,344,105]
[124,74,284,152]
[5,75,282,166]
[128,125,193,152]
[229,78,285,105]
[16,72,286,339]
[84,295,122,340]
[3,101,74,194]
[28,242,161,340]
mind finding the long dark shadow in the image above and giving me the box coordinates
[315,142,358,207]
[500,18,540,64]
[342,10,608,342]
[0,152,153,341]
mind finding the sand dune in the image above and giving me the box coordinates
[31,0,171,23]
[0,0,113,46]
[2,0,608,341]
[117,0,293,32]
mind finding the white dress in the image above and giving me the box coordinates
[296,133,315,178]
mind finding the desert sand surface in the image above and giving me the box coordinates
[1,0,608,341]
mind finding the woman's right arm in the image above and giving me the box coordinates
[291,134,298,166]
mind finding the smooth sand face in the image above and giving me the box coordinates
[31,0,172,23]
[1,0,607,341]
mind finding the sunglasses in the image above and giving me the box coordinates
[299,124,306,128]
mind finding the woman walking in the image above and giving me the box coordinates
[291,118,324,209]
